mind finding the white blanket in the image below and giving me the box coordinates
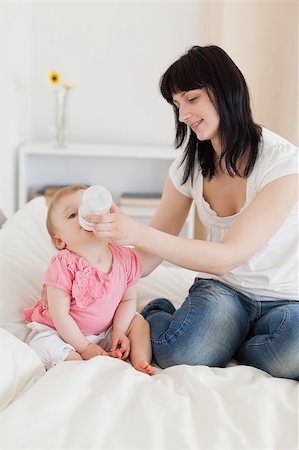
[0,355,298,450]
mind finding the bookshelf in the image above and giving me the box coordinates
[18,142,196,238]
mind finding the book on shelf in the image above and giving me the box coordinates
[33,184,90,198]
[119,191,162,207]
[119,205,157,217]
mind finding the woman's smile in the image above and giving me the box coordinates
[190,119,204,131]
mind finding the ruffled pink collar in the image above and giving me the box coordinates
[61,248,114,309]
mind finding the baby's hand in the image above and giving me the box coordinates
[110,330,130,360]
[79,343,108,360]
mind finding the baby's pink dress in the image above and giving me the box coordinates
[24,245,141,336]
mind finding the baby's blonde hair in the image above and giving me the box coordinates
[46,185,87,238]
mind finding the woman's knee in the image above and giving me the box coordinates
[236,304,299,380]
[237,346,299,381]
[152,309,248,369]
[141,298,176,319]
[153,342,228,369]
[149,280,249,369]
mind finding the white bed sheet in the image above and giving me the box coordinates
[0,352,298,450]
[0,197,298,450]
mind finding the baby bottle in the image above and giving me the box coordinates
[78,185,113,231]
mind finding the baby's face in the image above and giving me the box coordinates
[52,190,95,251]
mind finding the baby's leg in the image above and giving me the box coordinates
[127,315,155,376]
[93,329,123,359]
[27,325,80,369]
[65,351,83,361]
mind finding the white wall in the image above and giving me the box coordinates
[198,1,298,146]
[0,2,201,215]
[0,3,32,216]
[1,2,298,216]
[31,3,202,145]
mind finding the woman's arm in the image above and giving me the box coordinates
[133,177,193,276]
[90,174,298,276]
[90,177,193,276]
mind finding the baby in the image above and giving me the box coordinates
[24,185,155,375]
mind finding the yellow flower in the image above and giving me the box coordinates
[48,71,60,86]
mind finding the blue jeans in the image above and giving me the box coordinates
[141,278,299,380]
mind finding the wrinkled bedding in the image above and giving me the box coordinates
[0,197,298,450]
[1,353,298,450]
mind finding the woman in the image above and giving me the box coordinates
[89,45,299,380]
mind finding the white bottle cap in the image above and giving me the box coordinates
[79,185,112,231]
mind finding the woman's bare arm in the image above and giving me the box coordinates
[133,177,193,276]
[90,174,298,276]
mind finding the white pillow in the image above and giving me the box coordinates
[0,327,45,411]
[0,197,55,341]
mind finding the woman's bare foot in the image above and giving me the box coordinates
[133,360,155,376]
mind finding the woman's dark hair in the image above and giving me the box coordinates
[160,45,262,183]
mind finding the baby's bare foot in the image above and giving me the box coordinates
[107,349,123,359]
[133,360,155,376]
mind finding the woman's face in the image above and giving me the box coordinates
[172,88,221,150]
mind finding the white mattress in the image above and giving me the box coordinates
[0,197,298,450]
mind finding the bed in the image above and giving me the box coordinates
[0,197,298,450]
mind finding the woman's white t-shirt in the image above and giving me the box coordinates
[169,128,299,301]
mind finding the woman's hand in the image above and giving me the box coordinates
[86,203,144,246]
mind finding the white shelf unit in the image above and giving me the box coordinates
[18,141,195,238]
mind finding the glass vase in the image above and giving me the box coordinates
[54,87,69,147]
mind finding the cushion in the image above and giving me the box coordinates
[0,197,55,341]
[0,327,45,412]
